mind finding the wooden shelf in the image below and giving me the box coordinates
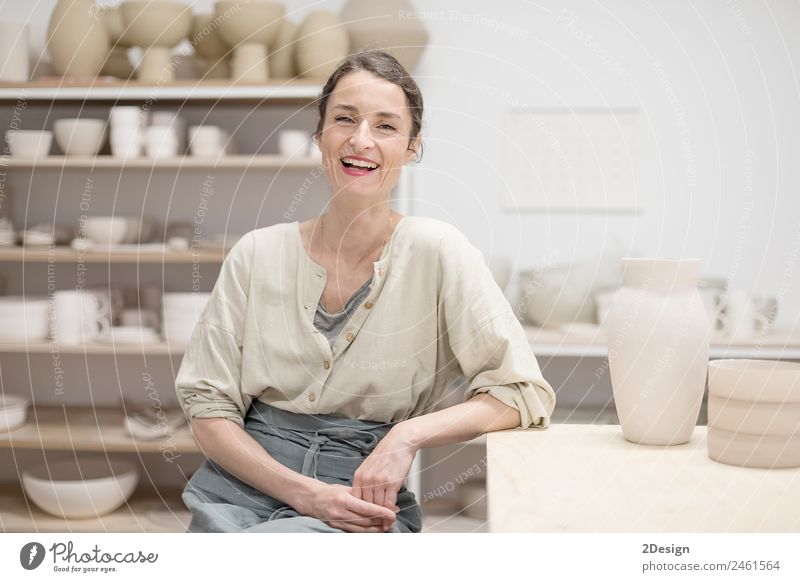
[0,483,190,532]
[524,325,800,359]
[0,405,199,454]
[0,246,226,263]
[0,154,323,169]
[0,79,321,102]
[0,340,186,355]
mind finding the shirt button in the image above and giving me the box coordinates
[323,360,330,369]
[364,301,374,309]
[308,392,316,402]
[378,268,386,276]
[345,332,354,342]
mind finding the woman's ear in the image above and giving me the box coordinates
[405,134,422,164]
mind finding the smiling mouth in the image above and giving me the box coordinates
[340,157,380,175]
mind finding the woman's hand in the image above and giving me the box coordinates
[351,424,418,531]
[295,481,398,533]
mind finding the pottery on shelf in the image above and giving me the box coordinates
[340,0,429,72]
[120,0,192,83]
[0,21,30,82]
[295,11,349,80]
[606,258,710,446]
[100,6,135,78]
[190,13,230,80]
[47,0,110,78]
[269,18,297,79]
[215,0,285,83]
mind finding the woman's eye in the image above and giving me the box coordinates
[379,124,396,131]
[335,116,353,123]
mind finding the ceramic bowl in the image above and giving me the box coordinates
[707,394,800,436]
[0,296,50,341]
[5,130,52,158]
[708,359,800,402]
[53,119,107,156]
[0,395,29,432]
[84,217,128,245]
[707,426,800,469]
[22,456,139,518]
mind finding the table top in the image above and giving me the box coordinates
[486,424,800,532]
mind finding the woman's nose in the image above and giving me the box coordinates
[350,120,375,149]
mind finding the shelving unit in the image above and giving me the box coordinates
[0,80,335,533]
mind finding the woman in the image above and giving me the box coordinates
[176,50,556,533]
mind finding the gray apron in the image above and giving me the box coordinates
[182,400,422,532]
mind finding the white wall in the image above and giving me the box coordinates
[5,0,799,327]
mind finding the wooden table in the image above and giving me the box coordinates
[487,424,800,532]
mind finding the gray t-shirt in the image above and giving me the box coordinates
[313,275,374,349]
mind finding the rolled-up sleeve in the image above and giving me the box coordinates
[175,232,255,428]
[438,228,557,430]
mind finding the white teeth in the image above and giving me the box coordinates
[342,157,379,169]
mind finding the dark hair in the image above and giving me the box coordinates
[313,49,424,163]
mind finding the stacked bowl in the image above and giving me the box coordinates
[707,359,800,468]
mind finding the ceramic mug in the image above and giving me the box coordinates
[718,290,772,340]
[50,290,111,344]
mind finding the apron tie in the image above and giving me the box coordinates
[300,427,380,479]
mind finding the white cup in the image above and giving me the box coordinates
[144,126,178,158]
[279,130,310,158]
[50,291,111,344]
[110,106,146,128]
[110,129,143,159]
[188,125,225,157]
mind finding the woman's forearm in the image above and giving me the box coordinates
[190,417,320,512]
[392,393,521,451]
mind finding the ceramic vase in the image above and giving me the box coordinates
[269,19,297,79]
[294,11,349,80]
[340,0,429,72]
[606,258,710,445]
[47,0,110,77]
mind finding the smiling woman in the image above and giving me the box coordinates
[176,50,556,534]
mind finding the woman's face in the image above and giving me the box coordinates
[317,70,420,201]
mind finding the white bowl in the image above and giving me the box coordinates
[5,129,52,158]
[708,359,800,402]
[708,394,800,436]
[22,456,139,519]
[53,119,107,156]
[85,217,129,245]
[707,426,800,469]
[0,395,29,432]
[0,297,50,341]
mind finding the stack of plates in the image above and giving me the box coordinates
[707,359,800,468]
[97,326,160,344]
[161,293,211,343]
[0,394,29,432]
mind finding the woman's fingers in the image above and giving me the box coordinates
[344,494,395,521]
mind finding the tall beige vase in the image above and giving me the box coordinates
[47,0,110,77]
[340,0,429,72]
[606,258,710,445]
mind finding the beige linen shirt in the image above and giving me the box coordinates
[175,216,556,431]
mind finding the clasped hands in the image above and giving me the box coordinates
[304,423,418,533]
